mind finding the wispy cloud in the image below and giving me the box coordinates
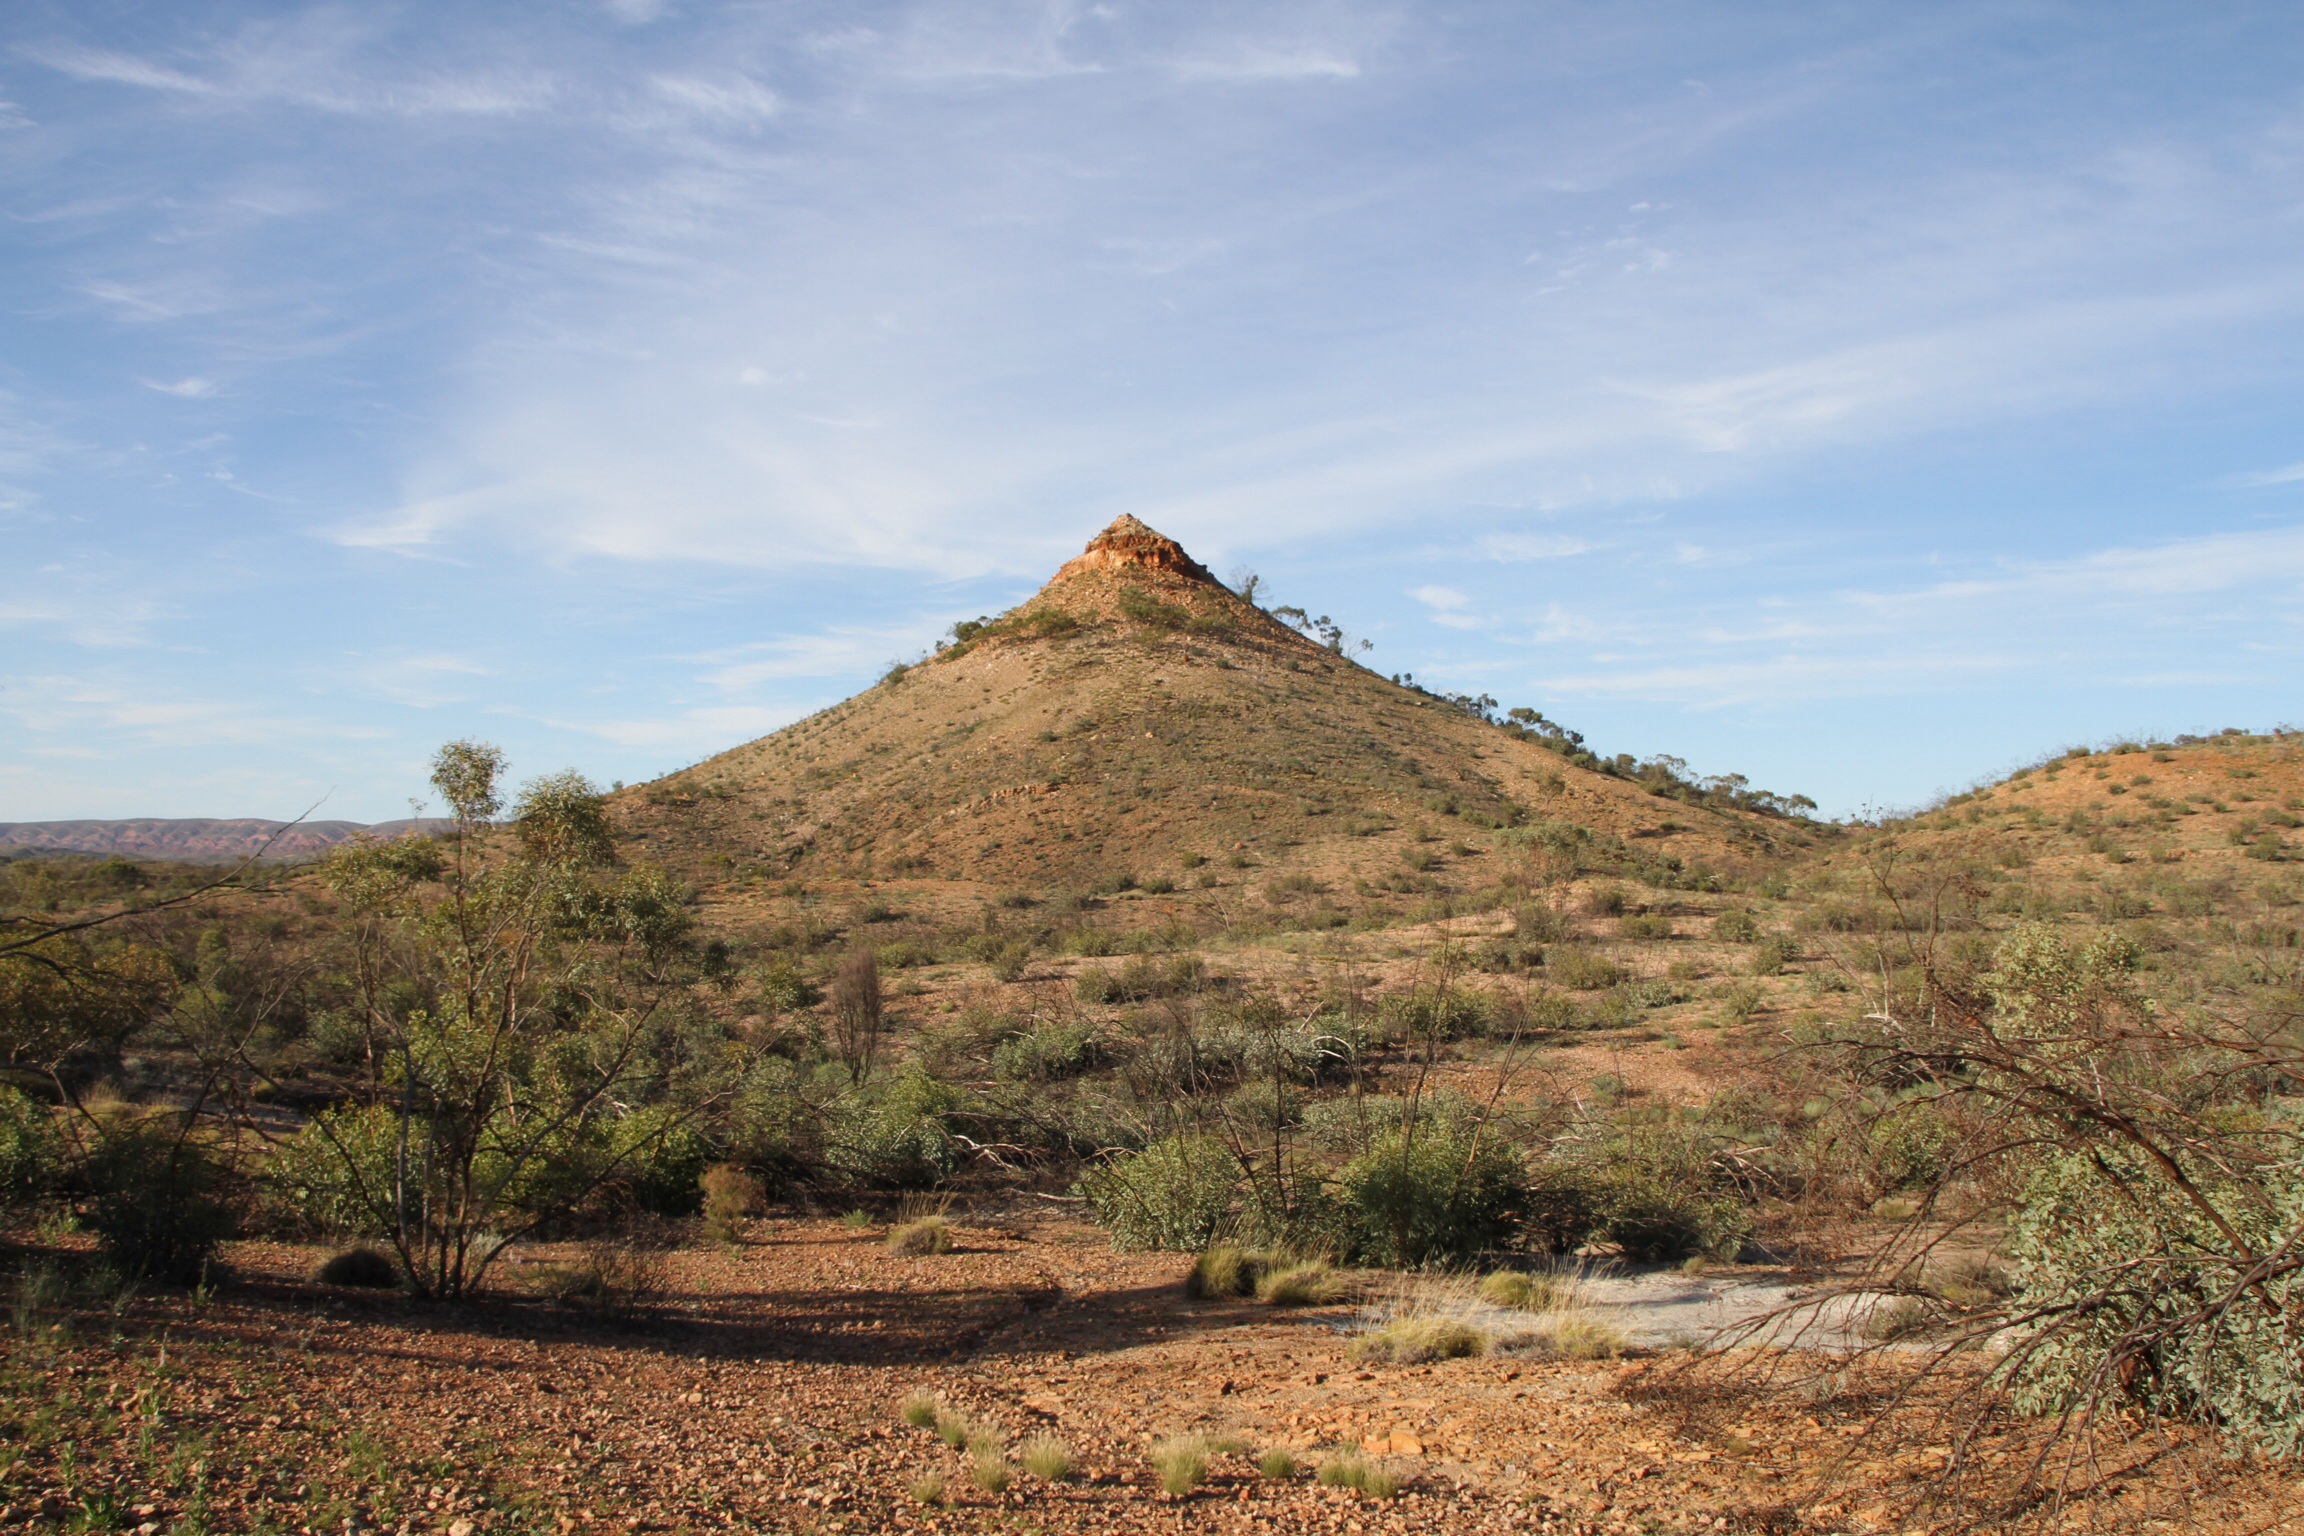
[2225,460,2304,489]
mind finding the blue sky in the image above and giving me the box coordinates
[3,1,2301,824]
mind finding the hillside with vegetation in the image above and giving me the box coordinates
[0,521,2297,1536]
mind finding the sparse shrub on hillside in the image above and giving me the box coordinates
[1749,935,1796,975]
[1376,986,1490,1041]
[1080,1134,1242,1251]
[1547,947,1622,992]
[1618,913,1674,941]
[991,1021,1105,1082]
[1584,884,1629,916]
[1710,908,1760,943]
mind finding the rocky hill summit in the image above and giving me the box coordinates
[612,518,1825,896]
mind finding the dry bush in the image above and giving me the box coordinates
[829,948,884,1083]
[1184,1244,1267,1299]
[699,1163,764,1244]
[530,1227,672,1311]
[887,1216,951,1256]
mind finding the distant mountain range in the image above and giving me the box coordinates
[0,818,452,863]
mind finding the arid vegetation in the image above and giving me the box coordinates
[3,522,2299,1534]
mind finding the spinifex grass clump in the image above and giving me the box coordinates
[1185,1244,1268,1299]
[970,1455,1012,1493]
[935,1410,972,1449]
[898,1392,938,1429]
[1149,1436,1209,1495]
[1478,1270,1564,1311]
[1349,1316,1489,1365]
[888,1215,952,1256]
[907,1473,945,1505]
[1316,1454,1402,1498]
[1256,1260,1349,1306]
[1257,1449,1298,1479]
[1019,1436,1075,1482]
[316,1246,398,1290]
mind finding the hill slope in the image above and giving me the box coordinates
[613,517,1826,897]
[0,818,449,863]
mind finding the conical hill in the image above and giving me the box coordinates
[612,519,1823,896]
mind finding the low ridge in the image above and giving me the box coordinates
[612,518,1825,897]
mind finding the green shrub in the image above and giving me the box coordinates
[1598,1172,1746,1264]
[84,1120,237,1287]
[1333,1123,1525,1267]
[1618,914,1674,941]
[605,1107,712,1215]
[899,1392,938,1428]
[824,1071,960,1188]
[991,1022,1104,1082]
[1079,1134,1242,1251]
[1257,1449,1297,1479]
[263,1104,398,1237]
[1376,988,1489,1041]
[1750,935,1795,975]
[1863,1097,1956,1196]
[0,1086,61,1204]
[1710,909,1760,943]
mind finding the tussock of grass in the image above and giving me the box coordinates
[1019,1435,1075,1481]
[1257,1449,1298,1479]
[1150,1435,1209,1494]
[935,1410,972,1449]
[1185,1244,1266,1299]
[1349,1315,1490,1365]
[907,1473,945,1505]
[970,1455,1012,1493]
[1256,1260,1348,1306]
[315,1247,398,1289]
[1476,1270,1564,1311]
[1317,1452,1402,1497]
[1861,1293,1936,1342]
[1545,1314,1627,1360]
[887,1216,953,1256]
[898,1391,938,1429]
[840,1208,875,1229]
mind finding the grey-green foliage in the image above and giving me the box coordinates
[1079,1133,1243,1251]
[2007,1147,2304,1458]
[823,1070,960,1188]
[0,1086,61,1203]
[991,1022,1104,1082]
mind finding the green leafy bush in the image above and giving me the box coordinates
[1546,948,1623,992]
[1710,909,1759,943]
[263,1104,398,1237]
[991,1022,1105,1082]
[1080,1134,1242,1251]
[1333,1122,1525,1267]
[0,1085,61,1204]
[824,1071,960,1188]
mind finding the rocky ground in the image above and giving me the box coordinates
[4,1213,2292,1536]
